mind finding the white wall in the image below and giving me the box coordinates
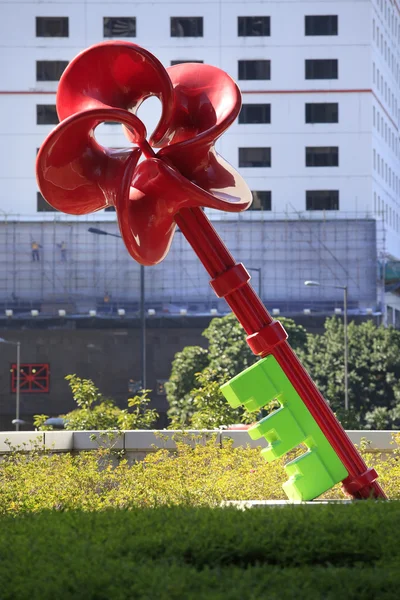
[1,0,400,260]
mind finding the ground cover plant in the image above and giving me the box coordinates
[0,503,399,599]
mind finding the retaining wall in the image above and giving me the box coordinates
[0,430,397,461]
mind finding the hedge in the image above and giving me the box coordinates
[0,504,399,599]
[0,434,399,514]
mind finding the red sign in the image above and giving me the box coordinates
[11,363,50,393]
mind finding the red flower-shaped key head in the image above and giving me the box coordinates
[36,41,252,265]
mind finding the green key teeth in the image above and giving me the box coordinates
[221,355,348,501]
[248,407,306,462]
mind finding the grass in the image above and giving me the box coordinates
[1,503,399,599]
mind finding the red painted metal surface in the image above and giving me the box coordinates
[11,364,50,393]
[36,41,386,500]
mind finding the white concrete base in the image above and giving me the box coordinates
[0,430,396,456]
[222,500,354,509]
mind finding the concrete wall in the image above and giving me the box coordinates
[0,320,210,430]
[0,313,380,431]
[0,429,397,460]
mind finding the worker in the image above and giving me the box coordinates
[57,241,67,261]
[31,241,41,261]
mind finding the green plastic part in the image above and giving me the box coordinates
[221,356,348,501]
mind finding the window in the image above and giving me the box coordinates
[305,102,338,123]
[238,60,270,80]
[305,59,338,79]
[37,192,57,212]
[103,17,136,37]
[239,104,271,124]
[156,380,167,395]
[238,16,270,36]
[104,206,116,212]
[11,364,50,393]
[250,191,271,210]
[36,16,69,37]
[36,105,58,125]
[171,17,203,37]
[306,190,339,210]
[36,60,68,81]
[239,147,271,167]
[305,15,338,35]
[170,60,204,65]
[306,147,339,167]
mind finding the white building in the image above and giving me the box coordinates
[0,0,398,316]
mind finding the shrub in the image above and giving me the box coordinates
[34,374,158,431]
[0,434,398,514]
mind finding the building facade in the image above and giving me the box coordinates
[0,0,398,310]
[1,0,400,427]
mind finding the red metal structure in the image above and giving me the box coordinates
[11,363,50,393]
[36,41,386,500]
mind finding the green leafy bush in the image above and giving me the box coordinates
[301,317,400,428]
[165,346,209,427]
[34,374,158,431]
[0,434,398,514]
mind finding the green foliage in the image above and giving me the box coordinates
[165,346,209,427]
[35,374,158,431]
[1,434,398,515]
[1,501,400,599]
[167,313,307,428]
[65,373,101,409]
[117,394,159,430]
[301,318,400,428]
[190,371,255,429]
[32,414,54,431]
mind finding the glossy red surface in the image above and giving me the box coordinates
[36,42,386,500]
[36,42,251,266]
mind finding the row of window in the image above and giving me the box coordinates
[35,137,338,169]
[372,62,399,125]
[373,18,400,88]
[36,15,338,38]
[373,105,399,159]
[253,190,339,211]
[374,0,400,45]
[36,102,339,126]
[37,190,339,212]
[35,59,339,84]
[373,149,400,197]
[238,147,339,168]
[251,190,339,211]
[374,192,400,232]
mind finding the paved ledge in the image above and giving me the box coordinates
[223,500,354,509]
[0,429,397,455]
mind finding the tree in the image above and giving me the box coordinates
[167,313,308,428]
[301,317,400,429]
[34,374,158,431]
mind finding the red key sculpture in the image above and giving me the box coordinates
[36,42,386,500]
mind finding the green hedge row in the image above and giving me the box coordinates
[1,435,399,514]
[1,504,399,599]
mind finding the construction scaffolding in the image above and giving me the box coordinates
[0,210,383,317]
